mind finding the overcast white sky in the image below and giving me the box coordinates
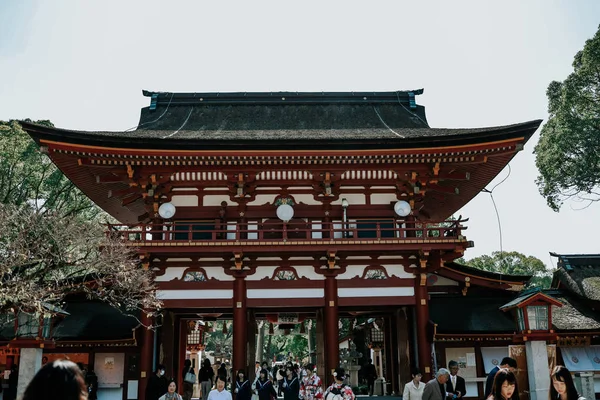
[1,1,599,269]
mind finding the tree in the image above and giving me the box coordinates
[0,120,101,219]
[0,203,161,321]
[534,25,600,211]
[457,251,553,288]
[0,120,161,327]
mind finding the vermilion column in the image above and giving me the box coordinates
[139,312,154,399]
[324,275,339,375]
[233,275,248,375]
[415,274,431,380]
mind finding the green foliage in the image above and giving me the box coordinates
[459,251,553,288]
[534,25,600,210]
[0,120,102,219]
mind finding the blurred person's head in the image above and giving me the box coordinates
[23,359,87,400]
[491,368,519,400]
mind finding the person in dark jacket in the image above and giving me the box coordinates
[5,364,18,400]
[199,359,215,399]
[363,359,377,396]
[282,365,300,400]
[86,367,99,400]
[235,370,252,400]
[253,369,277,400]
[146,364,169,400]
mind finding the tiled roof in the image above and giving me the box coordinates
[551,253,600,301]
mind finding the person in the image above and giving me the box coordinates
[217,362,228,383]
[446,361,467,399]
[261,361,273,380]
[422,368,450,400]
[282,365,300,400]
[147,364,169,400]
[487,368,519,400]
[253,369,277,400]
[5,364,18,400]
[300,363,323,400]
[485,358,517,400]
[22,359,87,400]
[235,369,252,400]
[200,359,215,400]
[363,359,377,396]
[324,367,355,400]
[402,367,425,400]
[209,375,233,400]
[549,365,585,400]
[159,379,183,400]
[182,359,196,400]
[86,367,99,400]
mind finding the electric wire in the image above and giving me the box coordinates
[162,107,194,139]
[373,106,404,138]
[124,92,175,132]
[395,91,429,127]
[482,164,512,281]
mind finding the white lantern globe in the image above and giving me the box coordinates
[158,202,176,219]
[276,204,294,222]
[394,200,411,217]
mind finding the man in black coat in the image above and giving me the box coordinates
[146,364,168,400]
[363,359,377,396]
[445,361,467,399]
[484,357,517,399]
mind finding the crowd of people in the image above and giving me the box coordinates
[14,356,588,400]
[403,357,586,400]
[143,359,356,400]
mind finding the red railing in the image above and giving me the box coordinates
[107,218,467,244]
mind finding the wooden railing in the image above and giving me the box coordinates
[107,218,467,244]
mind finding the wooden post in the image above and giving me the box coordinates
[138,312,154,400]
[324,275,339,376]
[233,276,248,376]
[415,277,431,380]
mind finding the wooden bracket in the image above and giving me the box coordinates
[233,252,243,270]
[420,273,427,286]
[419,251,429,269]
[327,251,337,269]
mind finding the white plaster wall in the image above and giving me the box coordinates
[294,266,325,280]
[203,195,231,206]
[290,194,320,205]
[155,266,235,282]
[331,194,366,206]
[246,194,275,206]
[338,287,414,297]
[155,267,188,282]
[431,275,459,286]
[337,265,369,279]
[202,268,235,281]
[247,288,324,299]
[370,193,397,205]
[157,289,233,300]
[172,187,198,191]
[381,264,413,279]
[171,195,199,207]
[246,266,281,281]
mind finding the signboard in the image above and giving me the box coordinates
[277,313,299,324]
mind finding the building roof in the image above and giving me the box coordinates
[499,288,563,310]
[430,295,517,334]
[551,253,600,301]
[22,90,542,151]
[0,301,140,343]
[550,291,600,331]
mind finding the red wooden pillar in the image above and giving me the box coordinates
[139,312,154,399]
[233,275,248,375]
[324,275,339,375]
[415,274,431,380]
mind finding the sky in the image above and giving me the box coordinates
[1,1,599,269]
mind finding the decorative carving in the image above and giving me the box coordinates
[184,271,208,282]
[361,266,390,280]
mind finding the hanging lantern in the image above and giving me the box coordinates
[268,323,275,335]
[222,322,228,334]
[300,322,306,334]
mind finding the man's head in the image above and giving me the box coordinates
[156,364,166,377]
[499,357,518,373]
[436,368,450,384]
[448,360,459,376]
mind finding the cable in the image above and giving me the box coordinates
[395,91,429,127]
[482,164,512,281]
[162,107,194,139]
[373,106,404,138]
[124,92,175,132]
